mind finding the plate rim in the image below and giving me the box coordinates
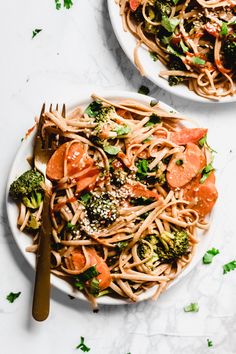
[107,0,236,104]
[6,90,216,306]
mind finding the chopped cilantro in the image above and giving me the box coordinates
[89,278,100,296]
[207,339,213,347]
[180,39,188,53]
[32,29,42,39]
[161,16,179,33]
[192,57,206,65]
[184,302,199,312]
[202,248,219,264]
[176,159,183,166]
[116,241,129,250]
[145,114,161,127]
[6,292,21,303]
[198,135,207,147]
[136,159,149,179]
[223,260,236,274]
[79,192,92,204]
[200,163,214,184]
[103,145,120,155]
[55,0,74,10]
[76,337,90,352]
[66,221,76,231]
[220,22,228,36]
[150,51,158,61]
[138,85,150,95]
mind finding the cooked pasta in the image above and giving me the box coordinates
[10,95,218,306]
[116,0,236,100]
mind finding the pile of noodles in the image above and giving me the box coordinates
[18,95,212,306]
[117,0,236,100]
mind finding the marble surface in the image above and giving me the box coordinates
[1,1,236,353]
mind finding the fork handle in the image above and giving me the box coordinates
[32,192,51,321]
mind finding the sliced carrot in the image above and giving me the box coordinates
[170,128,207,145]
[128,183,160,200]
[183,172,217,217]
[75,171,99,194]
[117,151,132,168]
[46,142,85,180]
[130,0,141,11]
[166,143,202,188]
[71,248,111,290]
[116,108,133,120]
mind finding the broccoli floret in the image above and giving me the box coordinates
[138,230,189,265]
[27,214,41,230]
[168,76,184,86]
[223,36,236,67]
[95,106,116,123]
[9,170,44,208]
[86,192,118,226]
[22,191,43,209]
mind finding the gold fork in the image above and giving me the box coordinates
[32,103,66,321]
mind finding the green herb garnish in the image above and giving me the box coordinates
[161,16,179,33]
[32,29,42,39]
[176,159,184,166]
[116,241,129,250]
[184,302,199,312]
[202,248,219,264]
[207,339,213,347]
[103,145,121,155]
[220,22,228,36]
[89,278,100,296]
[200,163,214,184]
[76,337,90,352]
[145,113,161,127]
[79,192,92,204]
[223,260,236,274]
[136,159,149,179]
[130,196,155,206]
[138,85,150,95]
[192,57,206,65]
[6,292,21,303]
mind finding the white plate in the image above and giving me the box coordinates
[6,90,215,305]
[108,0,236,104]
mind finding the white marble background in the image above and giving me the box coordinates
[1,1,236,353]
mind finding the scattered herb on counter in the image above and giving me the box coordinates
[55,0,74,9]
[184,302,199,312]
[138,85,150,95]
[6,292,21,303]
[32,29,42,39]
[207,339,213,347]
[76,337,90,352]
[223,260,236,274]
[202,248,220,264]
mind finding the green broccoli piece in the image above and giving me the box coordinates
[155,0,172,16]
[9,170,44,209]
[168,76,184,86]
[95,106,116,123]
[138,230,189,265]
[223,36,236,67]
[86,192,118,226]
[27,214,41,230]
